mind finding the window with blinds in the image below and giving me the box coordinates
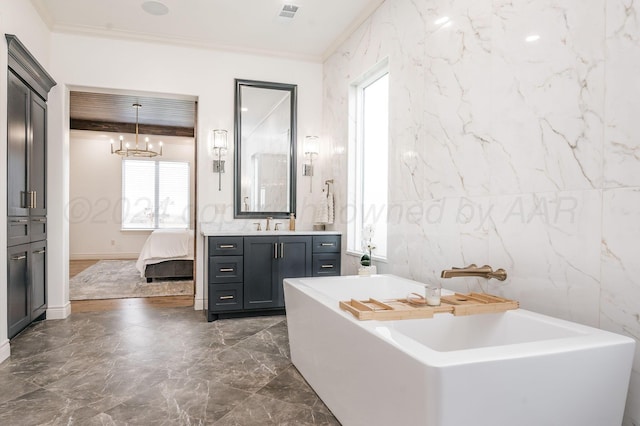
[122,160,190,229]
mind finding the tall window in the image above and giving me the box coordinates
[122,160,190,229]
[348,63,389,258]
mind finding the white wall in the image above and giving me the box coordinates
[49,33,323,311]
[0,0,53,362]
[69,131,195,259]
[322,0,640,424]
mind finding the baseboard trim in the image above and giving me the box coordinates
[47,302,71,319]
[0,339,10,364]
[70,253,138,260]
[194,297,205,311]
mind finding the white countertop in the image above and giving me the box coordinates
[201,230,342,237]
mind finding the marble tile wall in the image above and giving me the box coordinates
[321,0,640,423]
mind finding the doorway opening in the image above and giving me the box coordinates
[68,89,198,307]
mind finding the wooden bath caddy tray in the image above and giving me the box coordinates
[339,293,519,321]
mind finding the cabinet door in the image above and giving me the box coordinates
[30,94,47,217]
[30,241,46,319]
[277,236,312,305]
[7,72,30,217]
[243,236,278,309]
[8,244,30,339]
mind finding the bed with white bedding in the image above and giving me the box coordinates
[135,229,194,282]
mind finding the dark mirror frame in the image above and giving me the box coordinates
[234,79,297,219]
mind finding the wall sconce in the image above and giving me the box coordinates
[211,129,228,191]
[303,136,319,192]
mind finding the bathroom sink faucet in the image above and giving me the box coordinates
[266,216,273,231]
[441,264,507,281]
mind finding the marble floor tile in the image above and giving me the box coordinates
[216,393,340,426]
[257,365,333,416]
[0,307,340,425]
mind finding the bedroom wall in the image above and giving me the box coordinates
[0,0,54,361]
[48,33,323,312]
[69,131,195,259]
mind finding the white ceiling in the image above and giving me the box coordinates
[31,0,385,61]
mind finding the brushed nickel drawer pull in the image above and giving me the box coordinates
[31,191,37,209]
[274,243,278,259]
[219,268,234,272]
[11,255,27,261]
[320,243,335,246]
[280,242,284,258]
[321,264,334,268]
[219,295,234,300]
[33,249,46,255]
[11,219,28,223]
[219,244,235,249]
[33,218,46,223]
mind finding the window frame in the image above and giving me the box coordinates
[121,159,191,230]
[347,59,390,261]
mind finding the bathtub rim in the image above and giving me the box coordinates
[283,274,636,368]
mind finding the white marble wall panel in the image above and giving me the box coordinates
[422,0,493,199]
[489,0,605,194]
[605,0,640,189]
[489,190,602,326]
[602,188,640,424]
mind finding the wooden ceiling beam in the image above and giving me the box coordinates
[70,119,195,138]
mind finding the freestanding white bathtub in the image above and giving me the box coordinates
[283,274,636,426]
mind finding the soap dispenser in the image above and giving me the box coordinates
[289,212,296,231]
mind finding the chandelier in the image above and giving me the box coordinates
[110,103,163,157]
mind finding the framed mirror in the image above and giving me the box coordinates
[234,79,297,218]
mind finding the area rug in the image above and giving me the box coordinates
[70,260,194,300]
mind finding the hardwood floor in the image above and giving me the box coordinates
[69,259,194,313]
[69,259,99,278]
[71,295,194,313]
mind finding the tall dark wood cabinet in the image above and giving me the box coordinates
[6,34,56,339]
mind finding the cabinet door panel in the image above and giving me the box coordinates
[8,245,30,338]
[279,237,312,279]
[31,241,46,319]
[244,236,278,309]
[277,236,312,305]
[7,72,29,217]
[30,94,47,216]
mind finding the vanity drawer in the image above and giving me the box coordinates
[8,217,29,246]
[209,256,243,283]
[30,217,46,241]
[312,253,340,277]
[312,235,341,253]
[209,283,243,312]
[208,237,243,256]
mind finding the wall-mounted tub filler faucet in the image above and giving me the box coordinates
[440,264,507,281]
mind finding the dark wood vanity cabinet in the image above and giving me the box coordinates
[244,236,311,310]
[6,35,56,338]
[207,233,340,321]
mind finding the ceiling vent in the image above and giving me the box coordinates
[278,4,299,19]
